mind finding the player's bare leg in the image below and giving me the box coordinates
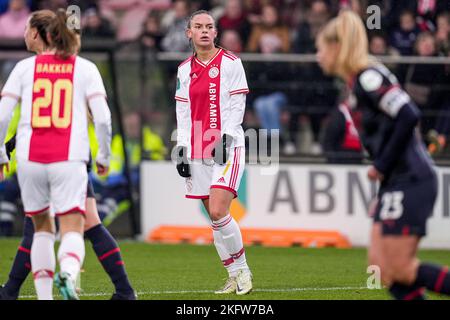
[208,188,252,295]
[54,212,85,300]
[84,197,136,300]
[84,198,102,230]
[381,235,427,300]
[30,211,56,300]
[367,222,383,277]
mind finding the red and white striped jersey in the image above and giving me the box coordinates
[1,53,107,164]
[175,48,249,159]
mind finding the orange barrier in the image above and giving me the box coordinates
[147,226,351,248]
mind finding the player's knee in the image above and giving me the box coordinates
[390,260,418,285]
[208,208,227,222]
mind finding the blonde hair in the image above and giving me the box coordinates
[317,10,370,79]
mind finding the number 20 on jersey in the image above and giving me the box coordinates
[32,78,73,129]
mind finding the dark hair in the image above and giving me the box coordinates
[187,10,216,30]
[29,10,56,48]
[186,10,218,54]
[47,9,80,60]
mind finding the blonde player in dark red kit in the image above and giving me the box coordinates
[0,9,112,300]
[174,10,252,295]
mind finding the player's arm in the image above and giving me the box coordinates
[223,59,249,142]
[5,134,16,160]
[174,68,191,177]
[0,62,22,175]
[359,69,419,176]
[214,58,249,165]
[373,95,420,176]
[88,96,112,175]
[175,68,191,148]
[86,64,112,175]
[0,96,18,179]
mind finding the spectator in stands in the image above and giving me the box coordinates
[101,0,170,42]
[435,11,450,55]
[161,0,191,52]
[288,1,336,155]
[390,10,420,56]
[402,32,447,146]
[0,0,30,39]
[415,0,445,32]
[37,0,66,10]
[293,0,330,54]
[247,4,290,54]
[219,29,243,54]
[217,0,251,45]
[322,102,363,164]
[0,0,32,14]
[139,13,163,52]
[369,33,400,71]
[82,7,115,39]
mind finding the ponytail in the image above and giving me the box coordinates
[47,9,80,60]
[317,10,370,78]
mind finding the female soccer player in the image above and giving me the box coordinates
[316,10,450,299]
[0,9,135,301]
[174,10,252,295]
[0,10,136,300]
[0,9,116,300]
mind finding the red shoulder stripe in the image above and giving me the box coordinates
[178,56,193,68]
[223,53,237,61]
[224,51,238,59]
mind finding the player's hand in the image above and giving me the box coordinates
[96,162,109,176]
[174,146,191,178]
[5,135,16,160]
[0,163,9,182]
[212,134,233,165]
[368,198,379,218]
[367,165,384,182]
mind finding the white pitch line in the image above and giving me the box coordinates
[19,286,373,299]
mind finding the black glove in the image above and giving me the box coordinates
[212,134,233,165]
[5,135,16,160]
[174,146,191,178]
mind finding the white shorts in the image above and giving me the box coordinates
[185,147,245,199]
[17,160,88,217]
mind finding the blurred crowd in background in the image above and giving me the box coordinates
[0,0,449,156]
[0,0,449,235]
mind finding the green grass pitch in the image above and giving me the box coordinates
[1,238,450,300]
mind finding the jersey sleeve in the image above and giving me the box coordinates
[86,63,107,100]
[174,67,189,103]
[357,68,410,118]
[229,59,249,96]
[1,62,23,100]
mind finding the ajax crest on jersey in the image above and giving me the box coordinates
[209,67,219,79]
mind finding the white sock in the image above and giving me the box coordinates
[57,232,85,282]
[212,229,238,277]
[212,214,249,271]
[31,232,56,300]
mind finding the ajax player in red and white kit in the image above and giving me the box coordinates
[0,10,111,300]
[174,10,252,295]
